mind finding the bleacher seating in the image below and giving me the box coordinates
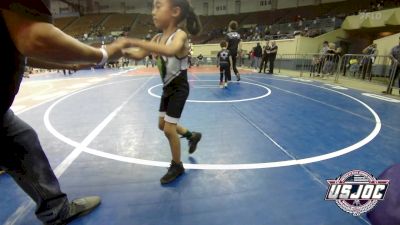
[128,14,156,39]
[52,0,400,45]
[102,13,137,34]
[53,17,77,30]
[63,14,108,38]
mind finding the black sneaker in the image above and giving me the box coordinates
[160,161,185,184]
[61,196,101,224]
[188,132,202,154]
[236,73,241,81]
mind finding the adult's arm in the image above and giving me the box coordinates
[27,58,92,70]
[1,9,130,64]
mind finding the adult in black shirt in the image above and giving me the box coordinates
[226,20,241,81]
[0,1,131,224]
[268,41,278,74]
[253,43,263,70]
[259,41,271,73]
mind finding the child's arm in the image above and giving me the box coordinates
[128,30,188,57]
[123,47,149,60]
[123,34,162,60]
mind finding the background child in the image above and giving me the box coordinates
[217,41,231,88]
[123,0,202,184]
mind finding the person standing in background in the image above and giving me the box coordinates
[268,41,278,74]
[386,36,400,94]
[259,41,271,73]
[226,20,242,81]
[253,43,263,71]
[360,43,377,80]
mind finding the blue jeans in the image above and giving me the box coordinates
[0,110,69,224]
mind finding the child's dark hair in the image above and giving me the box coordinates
[220,41,227,48]
[228,20,238,31]
[170,0,202,36]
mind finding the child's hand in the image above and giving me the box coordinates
[126,38,142,47]
[104,37,132,61]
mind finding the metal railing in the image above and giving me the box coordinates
[138,53,399,95]
[335,54,393,84]
[385,60,400,95]
[276,53,399,95]
[277,53,340,78]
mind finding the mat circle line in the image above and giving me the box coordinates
[44,76,381,170]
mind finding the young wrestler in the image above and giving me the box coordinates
[217,41,231,88]
[124,0,202,184]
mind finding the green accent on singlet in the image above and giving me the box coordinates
[156,56,167,80]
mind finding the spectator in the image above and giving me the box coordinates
[371,1,378,11]
[259,41,271,73]
[321,42,340,78]
[196,54,203,66]
[237,49,244,67]
[360,43,378,80]
[253,43,263,70]
[122,57,130,67]
[377,0,384,10]
[316,41,329,76]
[385,36,400,94]
[268,41,278,74]
[249,48,255,68]
[146,54,155,67]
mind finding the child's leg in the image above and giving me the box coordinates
[163,122,181,163]
[176,125,188,136]
[159,117,192,140]
[220,66,224,83]
[159,117,199,164]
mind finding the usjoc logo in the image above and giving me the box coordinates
[325,170,389,216]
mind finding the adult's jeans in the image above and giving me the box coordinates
[0,110,69,224]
